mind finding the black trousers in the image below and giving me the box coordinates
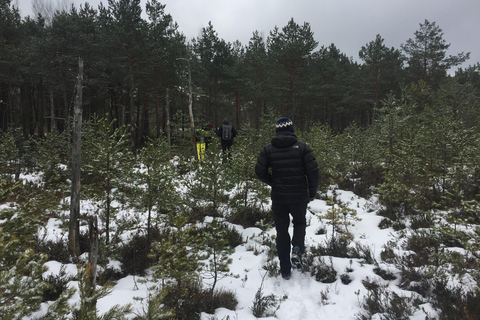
[221,140,233,152]
[272,201,307,274]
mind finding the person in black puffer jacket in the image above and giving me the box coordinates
[255,117,319,280]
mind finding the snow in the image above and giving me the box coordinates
[25,171,441,319]
[37,218,66,242]
[198,192,385,320]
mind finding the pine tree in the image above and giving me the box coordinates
[245,31,268,124]
[318,193,360,239]
[339,123,383,196]
[302,122,342,189]
[0,206,48,319]
[149,214,201,288]
[131,136,180,241]
[193,21,235,125]
[132,287,175,319]
[402,19,470,89]
[0,130,19,177]
[185,144,230,215]
[359,34,404,123]
[144,0,184,139]
[35,130,70,191]
[228,124,270,212]
[199,218,235,296]
[267,18,318,121]
[455,63,480,102]
[98,0,148,147]
[372,80,480,215]
[374,85,433,215]
[82,114,133,244]
[309,44,359,129]
[72,265,132,320]
[0,244,49,319]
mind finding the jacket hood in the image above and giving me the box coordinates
[271,131,298,148]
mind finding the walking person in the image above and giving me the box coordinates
[255,117,319,280]
[195,123,213,160]
[216,119,237,154]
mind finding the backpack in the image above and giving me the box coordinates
[222,124,233,141]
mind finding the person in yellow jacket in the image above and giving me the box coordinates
[195,123,213,159]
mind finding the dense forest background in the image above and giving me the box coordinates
[1,0,479,148]
[2,0,480,319]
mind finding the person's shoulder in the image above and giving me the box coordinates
[297,139,312,146]
[296,140,314,152]
[262,143,272,151]
[295,139,307,146]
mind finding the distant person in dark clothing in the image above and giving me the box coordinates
[216,119,237,153]
[255,117,319,280]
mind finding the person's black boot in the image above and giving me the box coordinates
[291,246,303,270]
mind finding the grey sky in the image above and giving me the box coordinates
[16,0,480,72]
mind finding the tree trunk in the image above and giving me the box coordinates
[37,80,45,138]
[212,76,217,126]
[49,89,56,131]
[88,215,99,291]
[128,56,136,150]
[105,153,111,244]
[69,57,83,257]
[147,168,152,243]
[235,86,240,127]
[142,93,149,143]
[61,74,69,133]
[177,55,196,156]
[165,88,171,147]
[187,59,196,157]
[155,67,161,138]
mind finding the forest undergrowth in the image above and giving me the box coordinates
[1,81,480,319]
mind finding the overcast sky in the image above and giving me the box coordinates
[16,0,480,73]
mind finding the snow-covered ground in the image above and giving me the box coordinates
[34,186,438,319]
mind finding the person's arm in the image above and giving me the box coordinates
[303,144,319,199]
[255,147,272,185]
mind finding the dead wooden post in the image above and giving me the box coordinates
[176,53,196,158]
[69,57,83,256]
[88,215,99,291]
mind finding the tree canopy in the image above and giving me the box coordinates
[0,0,478,142]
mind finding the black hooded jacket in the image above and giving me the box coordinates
[255,131,319,203]
[216,121,237,149]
